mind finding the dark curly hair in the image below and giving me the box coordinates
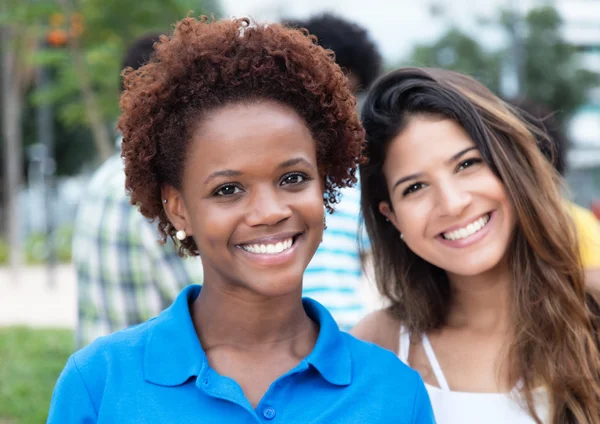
[118,16,365,256]
[283,13,382,92]
[120,32,163,92]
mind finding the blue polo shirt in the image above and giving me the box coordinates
[48,285,434,423]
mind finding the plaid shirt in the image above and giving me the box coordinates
[74,154,368,347]
[73,154,204,347]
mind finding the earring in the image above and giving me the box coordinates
[163,199,168,204]
[176,230,187,241]
[400,233,404,240]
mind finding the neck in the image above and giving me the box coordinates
[192,280,315,350]
[446,259,512,333]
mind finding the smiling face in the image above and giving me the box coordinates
[163,100,324,298]
[379,115,516,279]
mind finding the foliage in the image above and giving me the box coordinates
[0,237,8,264]
[409,28,502,94]
[1,0,220,176]
[0,327,74,424]
[517,6,599,123]
[0,225,73,265]
[406,6,598,126]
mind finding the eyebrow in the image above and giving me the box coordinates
[391,146,479,192]
[203,169,242,185]
[277,157,315,170]
[203,157,315,185]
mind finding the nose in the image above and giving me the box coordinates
[245,186,292,227]
[435,179,472,217]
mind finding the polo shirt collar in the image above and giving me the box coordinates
[144,285,206,386]
[144,286,352,387]
[302,298,353,386]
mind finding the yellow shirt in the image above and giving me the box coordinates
[566,202,600,268]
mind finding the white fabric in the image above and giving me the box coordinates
[398,326,550,424]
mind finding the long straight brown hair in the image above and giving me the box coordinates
[360,67,600,423]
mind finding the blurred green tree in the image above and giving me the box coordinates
[513,6,598,124]
[409,28,502,94]
[406,6,598,127]
[1,0,220,176]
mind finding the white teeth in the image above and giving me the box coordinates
[442,214,490,241]
[241,237,294,254]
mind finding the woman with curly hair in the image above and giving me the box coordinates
[47,17,434,423]
[352,67,600,423]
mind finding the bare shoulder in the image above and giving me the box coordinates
[351,308,402,354]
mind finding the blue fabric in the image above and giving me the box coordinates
[48,285,435,424]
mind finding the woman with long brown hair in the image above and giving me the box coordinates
[352,67,600,423]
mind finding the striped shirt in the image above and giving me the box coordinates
[73,154,204,347]
[305,185,368,330]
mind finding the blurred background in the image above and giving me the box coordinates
[1,0,599,422]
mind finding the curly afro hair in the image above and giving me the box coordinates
[120,32,163,92]
[118,16,365,256]
[283,13,382,92]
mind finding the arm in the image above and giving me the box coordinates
[47,356,98,424]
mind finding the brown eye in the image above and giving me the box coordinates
[402,182,426,197]
[214,184,242,196]
[281,172,308,186]
[457,158,482,171]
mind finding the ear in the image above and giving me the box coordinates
[379,201,401,232]
[162,185,193,236]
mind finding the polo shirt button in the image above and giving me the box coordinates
[263,407,276,420]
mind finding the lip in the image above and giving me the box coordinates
[438,212,492,235]
[437,211,494,249]
[235,231,303,246]
[235,233,304,266]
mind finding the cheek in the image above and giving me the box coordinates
[300,187,325,224]
[391,199,430,235]
[189,203,236,248]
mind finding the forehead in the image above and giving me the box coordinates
[384,116,475,172]
[185,100,317,179]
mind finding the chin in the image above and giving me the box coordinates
[442,257,507,278]
[242,270,305,298]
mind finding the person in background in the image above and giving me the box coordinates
[507,97,600,298]
[353,68,600,423]
[284,13,382,96]
[72,33,203,348]
[283,13,383,328]
[48,17,434,423]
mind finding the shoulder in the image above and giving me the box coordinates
[49,319,158,422]
[74,155,129,229]
[341,332,432,420]
[350,308,401,354]
[567,202,599,232]
[85,154,126,195]
[68,319,155,399]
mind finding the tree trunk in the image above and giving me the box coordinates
[69,44,114,161]
[1,25,24,270]
[58,0,114,161]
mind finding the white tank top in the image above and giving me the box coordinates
[398,327,550,424]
